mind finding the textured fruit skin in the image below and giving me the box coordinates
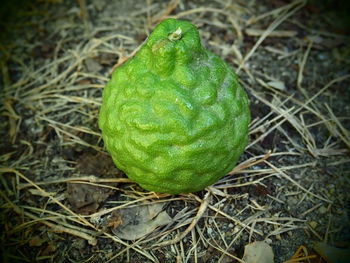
[98,18,250,194]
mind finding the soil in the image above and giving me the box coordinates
[1,0,349,262]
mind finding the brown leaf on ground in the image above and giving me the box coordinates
[111,202,172,240]
[106,210,123,229]
[66,182,114,214]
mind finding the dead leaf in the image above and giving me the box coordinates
[66,182,113,214]
[242,241,274,263]
[106,211,123,229]
[111,202,172,240]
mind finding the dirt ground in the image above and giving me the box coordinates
[1,0,350,262]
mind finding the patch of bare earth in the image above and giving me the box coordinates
[1,0,349,262]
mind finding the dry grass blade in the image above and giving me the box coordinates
[245,28,297,38]
[0,190,98,245]
[228,150,271,174]
[237,0,306,73]
[0,168,95,228]
[153,192,210,248]
[151,0,181,24]
[297,40,313,97]
[264,162,332,203]
[3,99,21,143]
[246,0,305,25]
[18,176,131,190]
[283,245,318,263]
[173,7,243,44]
[325,103,350,150]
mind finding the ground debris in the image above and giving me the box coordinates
[66,182,114,214]
[110,202,172,241]
[242,241,274,263]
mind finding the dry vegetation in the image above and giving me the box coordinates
[0,0,349,262]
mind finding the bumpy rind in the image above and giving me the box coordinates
[99,18,250,194]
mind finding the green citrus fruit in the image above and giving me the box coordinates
[98,18,250,194]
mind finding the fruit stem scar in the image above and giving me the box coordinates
[168,27,182,41]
